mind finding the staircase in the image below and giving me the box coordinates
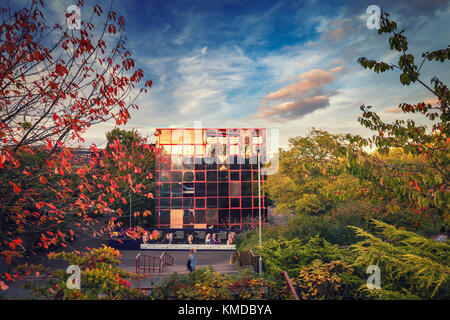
[135,252,174,275]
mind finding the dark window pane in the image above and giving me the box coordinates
[207,197,217,208]
[230,171,239,181]
[218,183,229,196]
[172,171,182,182]
[241,182,252,196]
[242,209,252,223]
[253,209,261,223]
[230,209,240,217]
[231,198,240,208]
[252,182,258,196]
[206,157,217,170]
[172,183,182,196]
[183,210,194,224]
[253,197,262,207]
[195,171,205,181]
[207,209,217,224]
[242,197,252,208]
[218,171,228,181]
[195,198,205,208]
[160,183,170,197]
[230,209,241,224]
[195,210,206,224]
[160,198,170,209]
[195,183,206,197]
[206,171,217,181]
[218,197,229,209]
[183,171,194,182]
[183,198,194,208]
[171,197,182,209]
[207,183,217,196]
[241,171,251,181]
[159,210,170,225]
[219,209,229,226]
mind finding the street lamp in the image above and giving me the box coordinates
[257,147,263,274]
[129,193,132,228]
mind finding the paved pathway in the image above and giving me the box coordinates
[122,249,238,289]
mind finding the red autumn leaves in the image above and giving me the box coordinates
[0,0,153,282]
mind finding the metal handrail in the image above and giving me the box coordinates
[136,252,174,275]
[159,252,174,268]
[233,249,261,272]
[283,271,299,300]
[135,253,141,273]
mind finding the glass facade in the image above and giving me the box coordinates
[155,128,267,230]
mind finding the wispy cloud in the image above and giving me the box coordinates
[74,0,450,150]
[255,67,342,120]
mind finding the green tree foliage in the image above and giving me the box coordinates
[21,246,146,300]
[258,235,343,277]
[265,129,371,217]
[292,260,360,300]
[236,11,449,300]
[349,219,450,299]
[351,11,449,230]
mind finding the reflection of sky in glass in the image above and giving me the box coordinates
[183,144,194,155]
[157,129,265,157]
[171,156,182,169]
[171,145,183,155]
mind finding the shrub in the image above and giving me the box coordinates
[151,267,273,300]
[349,220,450,299]
[292,260,357,300]
[259,235,343,277]
[20,246,147,300]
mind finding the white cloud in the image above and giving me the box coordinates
[77,0,450,150]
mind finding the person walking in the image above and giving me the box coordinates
[187,248,196,273]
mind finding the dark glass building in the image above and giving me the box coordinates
[155,128,267,230]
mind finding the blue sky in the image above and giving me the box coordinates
[43,0,450,150]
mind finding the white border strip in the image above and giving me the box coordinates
[140,244,236,250]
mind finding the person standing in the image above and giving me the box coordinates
[227,232,236,245]
[210,233,221,244]
[141,231,150,244]
[186,234,194,244]
[187,248,197,273]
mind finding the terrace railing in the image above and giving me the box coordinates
[135,252,174,275]
[232,249,260,272]
[283,271,300,300]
